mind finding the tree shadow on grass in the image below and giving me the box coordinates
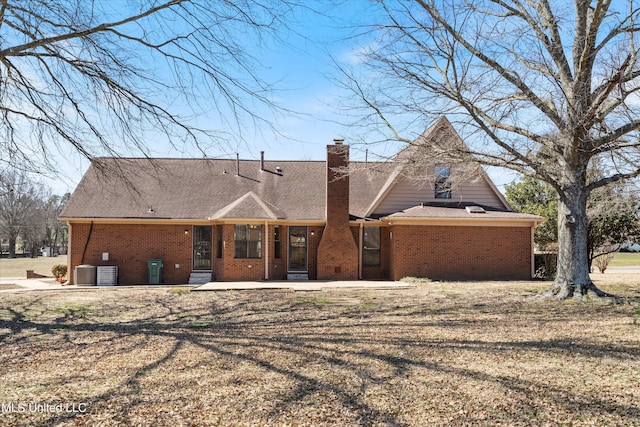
[0,290,638,426]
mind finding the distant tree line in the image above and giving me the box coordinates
[506,174,640,274]
[0,170,69,258]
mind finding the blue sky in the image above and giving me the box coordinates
[43,1,516,196]
[45,2,364,194]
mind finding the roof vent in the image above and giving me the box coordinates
[275,166,282,173]
[465,206,486,214]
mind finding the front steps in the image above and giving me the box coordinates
[189,271,212,285]
[190,272,312,283]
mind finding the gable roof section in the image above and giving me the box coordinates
[209,191,287,220]
[363,168,401,217]
[366,117,511,216]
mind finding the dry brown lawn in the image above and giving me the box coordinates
[1,274,639,426]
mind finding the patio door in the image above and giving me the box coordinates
[288,226,307,272]
[193,226,212,270]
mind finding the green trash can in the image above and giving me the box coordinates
[148,259,163,284]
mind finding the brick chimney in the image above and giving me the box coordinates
[316,140,359,280]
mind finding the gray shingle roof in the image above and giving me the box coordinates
[60,157,393,221]
[383,204,543,221]
[60,152,541,224]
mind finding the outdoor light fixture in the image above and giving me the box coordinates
[184,229,189,234]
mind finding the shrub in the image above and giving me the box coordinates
[593,252,615,274]
[51,264,68,278]
[534,252,557,279]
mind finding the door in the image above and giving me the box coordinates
[288,226,307,272]
[193,226,212,270]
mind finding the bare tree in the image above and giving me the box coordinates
[0,0,298,175]
[342,0,640,300]
[20,195,47,258]
[42,193,70,255]
[0,170,42,258]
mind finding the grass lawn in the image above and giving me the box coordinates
[0,276,639,426]
[0,252,635,279]
[610,251,640,266]
[0,255,67,278]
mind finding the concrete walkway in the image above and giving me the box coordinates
[0,277,74,292]
[3,269,639,293]
[0,277,415,293]
[192,280,415,291]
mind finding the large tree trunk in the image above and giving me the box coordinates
[53,229,60,256]
[544,184,612,300]
[8,236,16,258]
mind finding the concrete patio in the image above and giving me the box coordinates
[0,277,415,292]
[191,280,416,291]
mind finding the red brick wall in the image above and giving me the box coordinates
[215,224,264,281]
[69,221,531,283]
[69,222,192,285]
[69,222,330,284]
[212,224,325,281]
[306,226,323,280]
[317,143,359,280]
[269,225,286,280]
[389,225,532,280]
[324,144,350,226]
[212,225,222,280]
[317,224,358,281]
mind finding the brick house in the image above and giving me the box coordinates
[60,117,542,285]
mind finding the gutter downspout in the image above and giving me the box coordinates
[265,220,269,280]
[358,222,363,280]
[81,221,94,266]
[531,222,536,279]
[64,221,72,285]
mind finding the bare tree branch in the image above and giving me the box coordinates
[0,0,301,174]
[341,0,640,299]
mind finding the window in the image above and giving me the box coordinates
[274,226,281,259]
[363,227,381,266]
[435,166,452,199]
[217,225,223,258]
[234,224,262,258]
